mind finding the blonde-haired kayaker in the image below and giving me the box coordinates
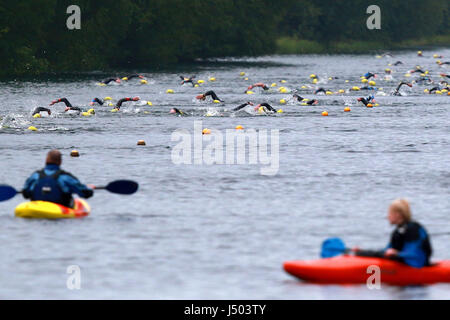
[354,199,432,268]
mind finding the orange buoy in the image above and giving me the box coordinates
[137,140,146,146]
[344,107,351,112]
[70,150,80,157]
[322,111,329,116]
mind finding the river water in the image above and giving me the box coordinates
[0,50,449,299]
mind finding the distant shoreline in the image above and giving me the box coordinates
[276,35,450,55]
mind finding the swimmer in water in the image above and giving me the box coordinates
[392,61,403,66]
[196,91,224,102]
[410,66,426,74]
[293,94,319,105]
[123,74,144,81]
[441,73,450,79]
[100,78,121,85]
[245,83,269,93]
[438,61,450,66]
[357,95,375,106]
[393,81,413,96]
[170,108,185,115]
[233,102,254,112]
[114,97,140,110]
[50,98,81,113]
[254,103,277,113]
[363,72,376,80]
[314,88,328,95]
[90,98,104,106]
[32,107,51,116]
[180,75,196,86]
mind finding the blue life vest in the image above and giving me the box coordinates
[31,170,70,205]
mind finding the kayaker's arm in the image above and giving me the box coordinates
[354,249,385,258]
[22,172,39,199]
[59,174,94,199]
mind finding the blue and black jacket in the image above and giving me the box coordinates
[22,164,93,207]
[386,221,432,268]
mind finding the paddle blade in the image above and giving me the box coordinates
[0,185,19,202]
[321,238,346,258]
[105,180,138,195]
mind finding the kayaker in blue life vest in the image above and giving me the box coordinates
[22,150,94,207]
[354,199,432,268]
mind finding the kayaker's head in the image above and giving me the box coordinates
[388,199,411,225]
[46,149,62,166]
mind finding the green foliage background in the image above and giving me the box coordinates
[0,0,448,76]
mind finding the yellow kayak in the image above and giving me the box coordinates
[15,199,90,219]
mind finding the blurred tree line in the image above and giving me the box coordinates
[0,0,448,76]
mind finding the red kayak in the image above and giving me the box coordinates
[284,255,450,286]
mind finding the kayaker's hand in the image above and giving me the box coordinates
[385,248,398,257]
[82,189,94,199]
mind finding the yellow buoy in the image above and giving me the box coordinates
[197,80,205,84]
[246,91,255,95]
[321,111,328,116]
[344,107,351,112]
[147,101,153,106]
[280,80,287,83]
[424,89,429,93]
[33,114,41,118]
[351,86,360,91]
[140,80,148,84]
[326,91,333,95]
[240,72,245,76]
[209,77,216,82]
[104,97,112,100]
[362,79,368,83]
[277,109,283,113]
[110,109,118,113]
[202,128,211,135]
[244,77,249,81]
[345,80,349,83]
[166,89,174,94]
[70,150,80,157]
[301,85,307,89]
[280,99,286,104]
[369,81,376,86]
[88,109,95,114]
[436,90,442,95]
[313,79,318,84]
[271,83,277,87]
[405,73,411,77]
[28,126,38,131]
[310,74,316,79]
[339,89,345,93]
[82,112,91,117]
[213,100,221,103]
[194,84,199,87]
[122,77,128,81]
